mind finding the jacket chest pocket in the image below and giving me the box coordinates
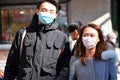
[24,39,33,55]
[46,41,62,59]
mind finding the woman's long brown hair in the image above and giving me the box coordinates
[74,23,107,65]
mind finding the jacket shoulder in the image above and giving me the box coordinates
[55,29,68,39]
[16,27,26,35]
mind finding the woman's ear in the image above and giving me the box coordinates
[97,38,100,43]
[98,39,100,42]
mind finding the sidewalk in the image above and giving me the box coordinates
[118,73,120,79]
[115,47,120,80]
[0,44,11,50]
[0,44,10,72]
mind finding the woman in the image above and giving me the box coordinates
[69,23,117,80]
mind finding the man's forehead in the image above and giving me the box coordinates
[40,2,56,10]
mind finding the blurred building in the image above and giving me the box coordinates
[0,0,119,50]
[0,0,70,44]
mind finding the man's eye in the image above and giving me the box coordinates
[50,11,54,14]
[40,8,47,12]
[42,9,47,12]
[50,10,56,14]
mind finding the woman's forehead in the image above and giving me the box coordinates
[83,27,98,34]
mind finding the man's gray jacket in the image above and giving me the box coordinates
[4,14,71,80]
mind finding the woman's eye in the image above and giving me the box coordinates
[83,34,86,37]
[91,34,95,37]
[83,34,89,37]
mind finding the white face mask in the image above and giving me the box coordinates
[82,37,98,49]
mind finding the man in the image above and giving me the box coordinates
[3,0,71,80]
[67,22,84,55]
[106,32,117,50]
[106,32,120,73]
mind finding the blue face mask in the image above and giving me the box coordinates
[38,12,56,25]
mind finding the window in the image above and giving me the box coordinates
[1,5,35,43]
[0,4,68,44]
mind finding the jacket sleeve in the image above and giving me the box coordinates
[69,56,77,80]
[109,59,117,80]
[56,36,72,80]
[3,29,23,80]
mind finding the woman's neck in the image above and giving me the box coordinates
[85,48,96,58]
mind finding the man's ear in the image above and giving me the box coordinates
[35,9,39,15]
[53,12,58,18]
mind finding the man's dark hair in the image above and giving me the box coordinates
[67,24,80,33]
[36,0,61,12]
[67,21,84,33]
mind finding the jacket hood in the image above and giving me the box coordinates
[29,13,58,31]
[101,50,117,63]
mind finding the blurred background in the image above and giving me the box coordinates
[0,0,120,79]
